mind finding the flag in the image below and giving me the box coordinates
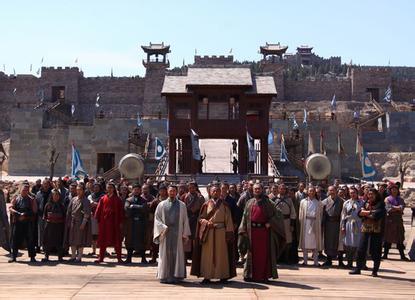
[246,131,256,162]
[136,112,142,127]
[13,68,16,76]
[74,58,78,64]
[292,115,299,129]
[331,94,336,110]
[280,133,289,162]
[71,104,75,116]
[40,57,44,64]
[384,85,392,103]
[355,132,363,159]
[190,129,201,160]
[303,109,307,126]
[36,68,41,75]
[377,117,383,132]
[337,132,345,155]
[95,93,100,107]
[320,129,326,155]
[71,144,87,178]
[386,112,390,129]
[361,148,376,180]
[267,130,274,145]
[307,131,315,156]
[30,64,32,72]
[155,137,166,160]
[111,67,113,77]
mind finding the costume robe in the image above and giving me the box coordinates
[298,197,323,251]
[124,195,148,252]
[384,195,405,244]
[0,190,10,252]
[10,195,37,258]
[191,199,236,280]
[35,189,51,248]
[42,200,66,253]
[95,194,124,248]
[88,192,103,236]
[322,196,344,257]
[64,196,91,248]
[142,193,157,250]
[181,192,205,253]
[154,198,190,282]
[340,198,364,249]
[239,197,286,281]
[273,195,297,244]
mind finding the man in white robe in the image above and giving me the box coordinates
[299,186,323,266]
[154,185,191,284]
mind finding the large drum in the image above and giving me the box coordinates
[305,153,332,180]
[118,153,145,182]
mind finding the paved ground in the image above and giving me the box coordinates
[0,211,414,299]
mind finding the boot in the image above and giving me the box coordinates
[338,253,346,268]
[349,268,361,275]
[382,244,390,259]
[372,260,380,277]
[8,256,16,263]
[124,250,133,264]
[322,256,332,267]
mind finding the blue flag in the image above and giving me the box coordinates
[268,130,274,145]
[280,134,289,162]
[155,137,166,160]
[190,129,201,160]
[71,145,87,179]
[384,85,392,103]
[331,94,336,110]
[137,113,142,127]
[361,148,376,180]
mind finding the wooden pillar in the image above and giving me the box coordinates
[239,136,247,174]
[168,136,175,174]
[260,137,268,175]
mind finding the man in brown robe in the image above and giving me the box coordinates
[64,183,91,262]
[191,185,236,284]
[181,181,205,260]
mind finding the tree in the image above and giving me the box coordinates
[392,152,413,189]
[48,130,60,180]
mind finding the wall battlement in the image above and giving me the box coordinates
[194,55,234,65]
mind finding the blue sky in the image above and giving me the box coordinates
[1,0,414,77]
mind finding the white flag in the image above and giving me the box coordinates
[95,93,100,107]
[246,131,256,162]
[303,109,307,126]
[71,104,75,116]
[331,94,336,110]
[386,112,390,129]
[190,129,201,160]
[377,117,383,132]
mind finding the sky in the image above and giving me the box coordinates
[1,0,414,77]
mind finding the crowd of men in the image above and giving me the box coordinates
[0,176,414,284]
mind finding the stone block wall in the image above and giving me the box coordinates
[393,79,415,102]
[284,77,351,102]
[194,55,234,66]
[351,67,392,101]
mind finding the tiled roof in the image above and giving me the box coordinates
[162,67,276,95]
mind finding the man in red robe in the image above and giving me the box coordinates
[94,182,124,263]
[239,183,286,282]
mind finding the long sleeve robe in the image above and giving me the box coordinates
[154,198,190,281]
[298,198,323,251]
[95,194,124,248]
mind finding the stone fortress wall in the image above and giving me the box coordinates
[1,43,414,177]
